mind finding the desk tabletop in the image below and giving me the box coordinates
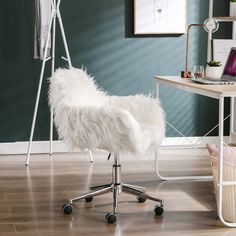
[154,76,236,99]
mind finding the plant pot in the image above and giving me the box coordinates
[230,2,236,16]
[205,66,222,80]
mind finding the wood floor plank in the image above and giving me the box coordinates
[0,149,236,235]
[0,224,15,233]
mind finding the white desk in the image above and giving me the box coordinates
[155,76,236,227]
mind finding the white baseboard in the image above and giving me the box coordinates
[231,132,236,144]
[0,141,66,155]
[161,136,229,148]
[0,136,229,155]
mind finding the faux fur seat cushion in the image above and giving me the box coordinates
[49,68,165,154]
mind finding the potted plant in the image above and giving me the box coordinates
[205,61,222,80]
[230,0,236,16]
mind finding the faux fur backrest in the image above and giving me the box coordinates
[49,67,165,153]
[49,67,107,110]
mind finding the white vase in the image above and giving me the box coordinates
[230,2,236,16]
[205,66,222,80]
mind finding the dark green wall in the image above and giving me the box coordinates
[0,0,231,142]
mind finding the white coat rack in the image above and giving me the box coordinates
[26,0,93,165]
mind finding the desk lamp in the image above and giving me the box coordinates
[181,18,219,78]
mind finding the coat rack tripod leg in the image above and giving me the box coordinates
[25,8,54,166]
[56,4,93,162]
[50,0,57,155]
[57,0,72,68]
[26,0,93,166]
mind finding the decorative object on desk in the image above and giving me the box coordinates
[193,65,204,79]
[203,18,219,33]
[230,0,236,17]
[134,0,186,35]
[207,60,221,66]
[181,24,204,78]
[181,18,220,79]
[213,39,236,68]
[205,60,222,80]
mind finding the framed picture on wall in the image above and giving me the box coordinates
[134,0,187,35]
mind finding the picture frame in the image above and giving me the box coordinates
[134,0,187,35]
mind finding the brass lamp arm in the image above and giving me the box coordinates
[183,24,205,78]
[185,24,205,76]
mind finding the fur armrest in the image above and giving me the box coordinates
[109,95,165,125]
[55,106,143,153]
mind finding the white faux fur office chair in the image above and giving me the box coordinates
[49,68,165,223]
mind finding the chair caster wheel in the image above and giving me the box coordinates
[105,213,117,224]
[62,203,73,214]
[154,205,164,216]
[137,196,146,203]
[85,196,93,202]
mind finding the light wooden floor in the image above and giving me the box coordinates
[1,149,236,236]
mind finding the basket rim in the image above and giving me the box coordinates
[209,155,236,167]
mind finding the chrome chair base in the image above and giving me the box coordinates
[62,154,164,223]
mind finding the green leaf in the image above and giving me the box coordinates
[207,60,222,67]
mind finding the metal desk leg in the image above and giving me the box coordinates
[155,150,212,181]
[218,96,225,224]
[217,96,236,227]
[155,81,212,181]
[230,97,235,144]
